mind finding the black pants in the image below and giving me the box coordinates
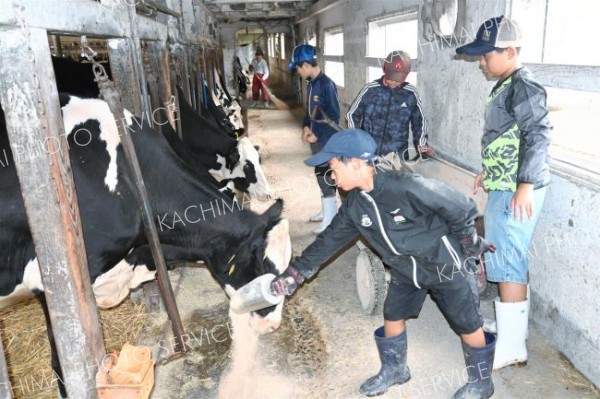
[383,257,483,335]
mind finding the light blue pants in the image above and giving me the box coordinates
[484,187,547,284]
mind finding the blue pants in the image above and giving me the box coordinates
[484,187,547,284]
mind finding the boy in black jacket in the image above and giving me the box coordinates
[272,129,496,399]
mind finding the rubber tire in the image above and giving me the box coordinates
[356,248,388,316]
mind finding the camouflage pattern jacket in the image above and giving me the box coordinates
[482,67,552,191]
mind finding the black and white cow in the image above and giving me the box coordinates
[212,66,244,134]
[176,86,272,200]
[199,78,242,138]
[48,58,269,201]
[0,95,291,395]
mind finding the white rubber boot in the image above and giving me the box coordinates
[484,284,530,335]
[493,298,529,370]
[313,196,337,234]
[526,284,530,339]
[482,317,497,334]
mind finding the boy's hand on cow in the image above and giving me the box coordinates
[271,265,305,296]
[460,232,496,259]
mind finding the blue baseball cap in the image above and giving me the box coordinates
[288,44,318,71]
[304,129,377,166]
[456,16,522,56]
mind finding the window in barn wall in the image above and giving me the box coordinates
[544,87,600,173]
[324,27,345,87]
[511,0,600,172]
[268,35,274,57]
[511,0,600,66]
[367,12,418,60]
[280,33,286,59]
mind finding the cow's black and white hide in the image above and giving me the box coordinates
[199,78,240,138]
[234,56,250,96]
[213,66,244,134]
[0,96,291,397]
[176,86,272,201]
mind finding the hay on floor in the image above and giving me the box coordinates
[0,296,148,399]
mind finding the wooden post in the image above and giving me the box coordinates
[0,331,13,399]
[50,34,62,57]
[189,47,198,111]
[147,40,176,129]
[108,39,143,115]
[0,27,104,399]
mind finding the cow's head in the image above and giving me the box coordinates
[223,200,291,333]
[216,137,271,201]
[225,99,244,134]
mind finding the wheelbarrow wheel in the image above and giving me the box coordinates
[356,248,388,316]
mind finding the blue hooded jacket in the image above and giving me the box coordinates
[347,78,428,156]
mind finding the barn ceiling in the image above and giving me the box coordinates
[199,0,315,22]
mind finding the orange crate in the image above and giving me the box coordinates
[96,344,155,399]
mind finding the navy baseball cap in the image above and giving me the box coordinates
[456,16,522,56]
[304,129,377,166]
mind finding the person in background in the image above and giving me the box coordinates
[347,50,435,163]
[249,48,271,108]
[271,128,497,398]
[456,16,552,370]
[288,44,341,234]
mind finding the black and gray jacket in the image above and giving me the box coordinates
[482,67,552,191]
[292,171,478,287]
[346,78,428,156]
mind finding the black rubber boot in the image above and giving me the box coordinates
[359,327,411,397]
[453,331,496,399]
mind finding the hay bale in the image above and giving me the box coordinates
[0,297,147,399]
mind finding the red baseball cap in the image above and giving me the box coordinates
[383,51,412,83]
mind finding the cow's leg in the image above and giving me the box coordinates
[35,290,68,398]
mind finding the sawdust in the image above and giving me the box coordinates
[218,310,300,399]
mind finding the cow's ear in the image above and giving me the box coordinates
[262,199,283,228]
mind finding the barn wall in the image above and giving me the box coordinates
[296,0,421,122]
[298,0,600,388]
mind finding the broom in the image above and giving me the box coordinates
[260,80,289,110]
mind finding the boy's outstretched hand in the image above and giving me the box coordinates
[271,265,306,296]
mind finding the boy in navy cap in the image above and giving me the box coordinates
[456,16,552,370]
[272,128,497,398]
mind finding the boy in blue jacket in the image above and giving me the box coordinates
[289,44,341,234]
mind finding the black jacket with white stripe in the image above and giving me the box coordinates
[291,170,479,286]
[347,78,428,157]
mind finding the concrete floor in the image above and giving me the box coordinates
[147,106,598,399]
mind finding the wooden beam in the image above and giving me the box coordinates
[108,39,143,115]
[0,0,166,41]
[0,331,13,399]
[147,40,176,129]
[0,27,104,399]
